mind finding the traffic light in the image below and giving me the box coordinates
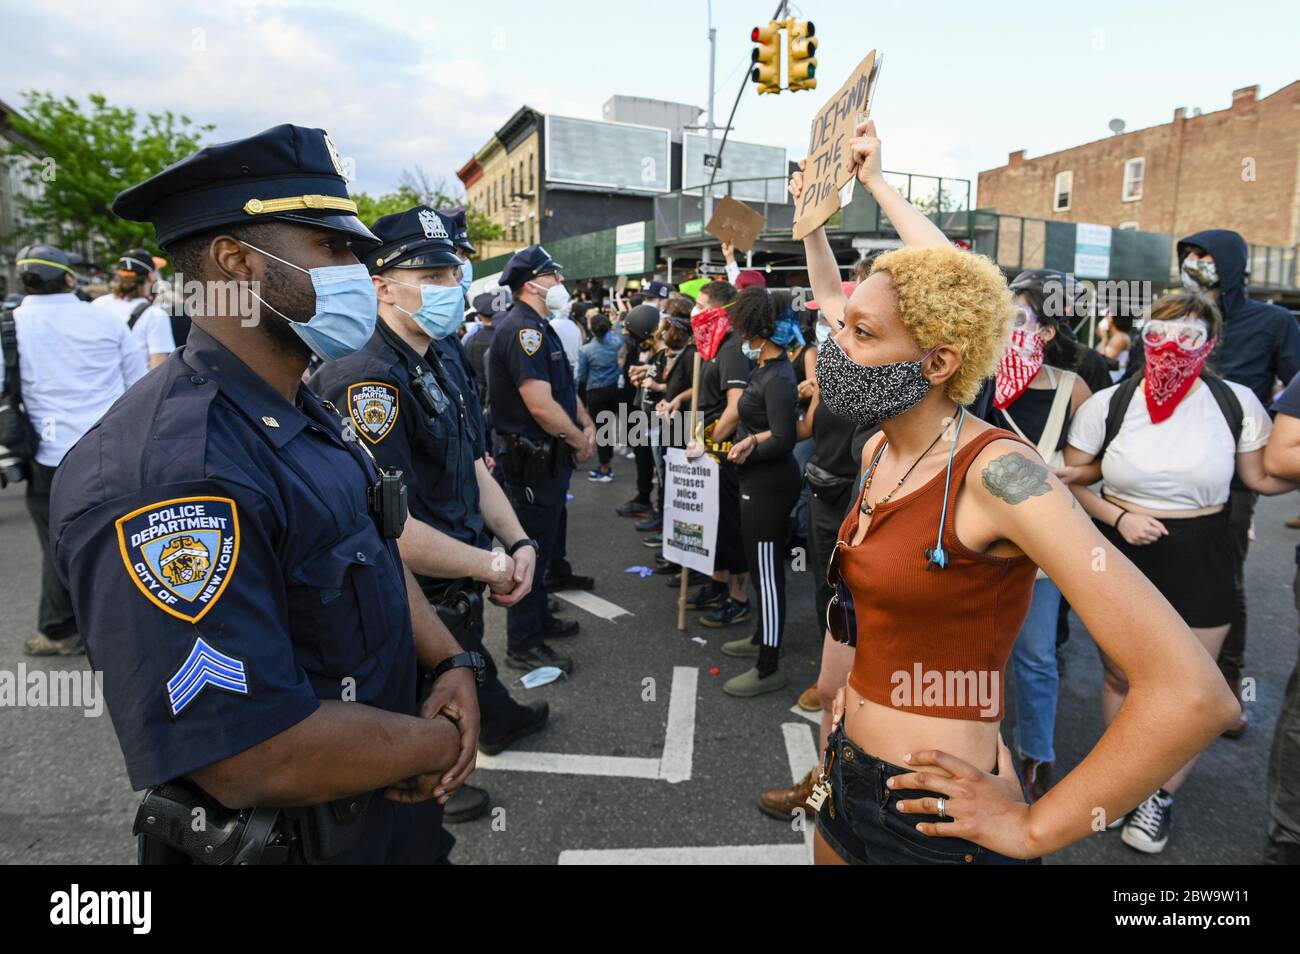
[787,20,817,91]
[750,21,781,95]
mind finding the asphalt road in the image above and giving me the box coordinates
[1,466,1296,865]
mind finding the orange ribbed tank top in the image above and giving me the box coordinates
[838,428,1038,722]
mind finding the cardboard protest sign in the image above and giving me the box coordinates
[706,196,766,252]
[791,51,883,241]
[662,448,719,576]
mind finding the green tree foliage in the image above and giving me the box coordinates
[4,91,214,262]
[352,170,502,255]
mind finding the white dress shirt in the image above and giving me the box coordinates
[15,293,148,466]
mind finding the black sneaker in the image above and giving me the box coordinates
[642,533,663,548]
[546,572,595,591]
[1121,791,1173,854]
[685,581,727,609]
[667,568,711,586]
[699,597,751,628]
[635,513,663,533]
[479,701,550,755]
[548,597,561,615]
[616,498,652,518]
[506,643,574,674]
[443,783,490,823]
[545,616,580,638]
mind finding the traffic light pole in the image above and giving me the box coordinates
[700,0,789,263]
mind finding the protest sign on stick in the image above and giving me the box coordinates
[791,51,883,241]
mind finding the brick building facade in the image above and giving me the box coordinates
[977,82,1300,248]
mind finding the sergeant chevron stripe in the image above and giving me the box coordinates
[166,636,248,717]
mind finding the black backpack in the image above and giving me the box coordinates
[0,306,39,481]
[128,300,191,348]
[1099,371,1242,459]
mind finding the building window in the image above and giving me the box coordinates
[529,156,535,192]
[1053,171,1072,212]
[1122,157,1144,201]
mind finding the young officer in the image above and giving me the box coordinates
[312,206,549,823]
[50,125,480,864]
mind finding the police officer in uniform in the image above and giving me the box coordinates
[488,246,596,673]
[49,125,480,865]
[311,206,550,823]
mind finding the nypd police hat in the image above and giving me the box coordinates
[363,206,462,274]
[501,244,562,291]
[437,206,475,255]
[112,124,378,249]
[642,279,672,299]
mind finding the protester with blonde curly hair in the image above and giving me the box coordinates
[806,121,1240,866]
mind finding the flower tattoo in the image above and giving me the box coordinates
[981,452,1052,505]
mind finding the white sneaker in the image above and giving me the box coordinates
[1121,792,1173,854]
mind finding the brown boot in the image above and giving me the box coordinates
[1222,679,1248,739]
[758,769,817,820]
[24,633,84,657]
[1019,757,1052,803]
[797,684,822,712]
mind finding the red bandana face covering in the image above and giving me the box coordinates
[1144,339,1214,423]
[994,329,1044,409]
[691,306,732,361]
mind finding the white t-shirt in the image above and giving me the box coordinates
[92,294,176,359]
[1068,378,1270,510]
[15,293,147,466]
[549,314,582,382]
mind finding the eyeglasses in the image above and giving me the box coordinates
[824,541,858,646]
[1142,319,1208,350]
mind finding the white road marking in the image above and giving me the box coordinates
[559,844,808,865]
[783,721,820,865]
[788,703,821,725]
[659,666,697,783]
[552,589,633,620]
[555,720,817,865]
[476,666,696,782]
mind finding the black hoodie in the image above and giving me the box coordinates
[1126,228,1300,407]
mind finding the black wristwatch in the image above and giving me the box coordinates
[507,537,540,557]
[429,651,486,687]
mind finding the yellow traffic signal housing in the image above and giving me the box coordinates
[750,21,782,95]
[787,19,818,91]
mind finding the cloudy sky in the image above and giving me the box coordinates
[2,0,1294,204]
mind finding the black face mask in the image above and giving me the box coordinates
[814,333,935,427]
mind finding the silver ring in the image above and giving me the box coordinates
[936,797,946,818]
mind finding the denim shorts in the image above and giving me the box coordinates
[816,726,1040,865]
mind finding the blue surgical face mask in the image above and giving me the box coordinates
[241,241,377,360]
[741,338,762,361]
[458,256,474,296]
[389,277,466,340]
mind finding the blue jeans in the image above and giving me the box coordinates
[1010,577,1062,764]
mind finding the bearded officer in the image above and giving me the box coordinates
[488,246,595,674]
[311,206,549,824]
[48,124,478,864]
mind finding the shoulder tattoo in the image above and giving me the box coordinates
[980,452,1052,505]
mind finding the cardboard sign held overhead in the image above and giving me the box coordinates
[791,51,883,241]
[706,196,766,252]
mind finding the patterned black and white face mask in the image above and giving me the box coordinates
[815,333,935,427]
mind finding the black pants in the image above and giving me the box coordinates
[739,458,801,675]
[504,470,568,654]
[428,581,523,736]
[25,462,77,638]
[585,384,620,467]
[633,441,655,506]
[549,503,572,579]
[714,459,748,575]
[1219,488,1256,688]
[1266,561,1300,859]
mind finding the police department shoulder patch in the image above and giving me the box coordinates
[346,381,400,443]
[115,496,240,624]
[519,328,543,356]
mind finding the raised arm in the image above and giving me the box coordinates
[844,121,950,249]
[790,159,847,328]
